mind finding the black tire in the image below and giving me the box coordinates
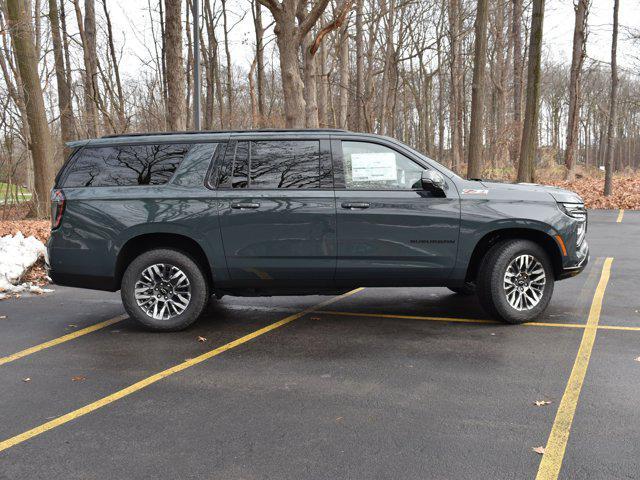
[476,239,554,324]
[447,283,476,295]
[121,248,209,331]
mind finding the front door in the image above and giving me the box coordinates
[333,138,460,285]
[216,138,336,287]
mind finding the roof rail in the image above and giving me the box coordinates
[101,128,349,139]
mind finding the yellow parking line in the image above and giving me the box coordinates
[318,310,495,325]
[0,315,127,367]
[597,324,640,332]
[318,310,587,329]
[536,257,613,480]
[616,209,624,223]
[0,288,363,453]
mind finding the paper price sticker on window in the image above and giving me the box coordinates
[350,153,397,182]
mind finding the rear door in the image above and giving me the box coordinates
[333,137,460,285]
[215,136,336,286]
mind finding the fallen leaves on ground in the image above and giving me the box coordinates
[533,446,546,455]
[534,400,552,406]
[0,220,50,242]
[197,336,207,342]
[547,176,640,210]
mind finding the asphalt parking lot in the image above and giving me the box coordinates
[0,209,638,479]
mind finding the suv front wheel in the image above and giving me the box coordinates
[121,248,209,331]
[476,239,554,324]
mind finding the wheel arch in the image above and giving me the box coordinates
[115,233,213,289]
[465,228,563,283]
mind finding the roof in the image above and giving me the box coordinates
[100,128,348,139]
[65,128,388,149]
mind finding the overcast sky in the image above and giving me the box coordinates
[104,0,640,80]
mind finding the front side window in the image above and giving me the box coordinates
[220,140,324,189]
[63,143,190,187]
[340,141,423,190]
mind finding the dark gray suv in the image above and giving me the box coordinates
[48,129,589,331]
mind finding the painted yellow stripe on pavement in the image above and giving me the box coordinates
[0,315,127,367]
[0,288,363,453]
[597,324,640,332]
[536,257,613,480]
[616,209,624,223]
[318,310,587,329]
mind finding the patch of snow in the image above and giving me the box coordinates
[0,232,48,293]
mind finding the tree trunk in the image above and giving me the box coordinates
[77,0,99,137]
[448,0,464,169]
[275,22,307,128]
[338,21,350,129]
[222,0,233,128]
[5,0,57,217]
[517,0,544,183]
[302,33,319,128]
[102,0,125,131]
[603,0,618,196]
[253,0,266,126]
[258,0,351,129]
[467,0,489,179]
[510,0,523,165]
[48,0,75,156]
[317,40,328,127]
[564,0,588,181]
[354,0,363,131]
[164,0,186,130]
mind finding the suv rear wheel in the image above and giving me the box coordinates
[121,248,209,331]
[476,239,554,324]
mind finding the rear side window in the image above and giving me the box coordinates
[218,140,326,189]
[63,144,190,187]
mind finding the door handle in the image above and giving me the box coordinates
[231,202,261,210]
[341,202,370,210]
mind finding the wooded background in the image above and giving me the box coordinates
[0,0,638,217]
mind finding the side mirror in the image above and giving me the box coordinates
[421,170,446,194]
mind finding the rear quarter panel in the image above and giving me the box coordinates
[48,143,227,288]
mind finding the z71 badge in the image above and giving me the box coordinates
[461,188,489,195]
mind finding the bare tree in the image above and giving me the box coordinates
[252,0,266,126]
[257,0,353,127]
[73,0,100,137]
[603,0,619,196]
[47,0,75,154]
[510,0,523,164]
[517,0,544,182]
[448,0,464,169]
[564,0,589,180]
[164,0,186,130]
[467,0,489,178]
[5,0,57,217]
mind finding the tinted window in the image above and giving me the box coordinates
[63,144,190,187]
[249,140,321,189]
[232,142,250,189]
[341,141,423,190]
[220,140,324,189]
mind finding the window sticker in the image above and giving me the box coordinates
[350,153,397,182]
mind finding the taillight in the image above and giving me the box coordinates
[51,189,66,229]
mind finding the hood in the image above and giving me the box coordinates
[476,180,583,203]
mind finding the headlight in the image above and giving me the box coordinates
[559,202,587,221]
[559,202,587,246]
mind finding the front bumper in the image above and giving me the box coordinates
[558,239,589,279]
